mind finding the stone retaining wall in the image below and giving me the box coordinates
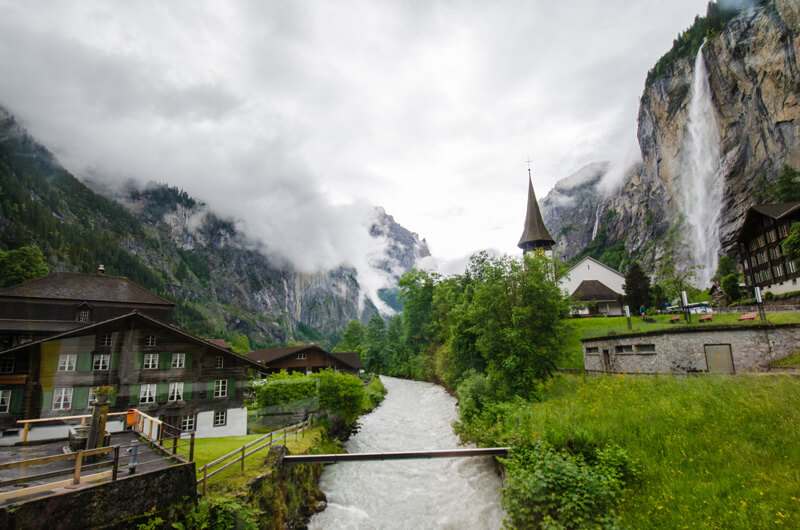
[582,324,800,374]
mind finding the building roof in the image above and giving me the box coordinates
[0,272,174,307]
[518,177,555,249]
[0,311,265,370]
[207,339,232,351]
[572,280,621,302]
[248,345,365,370]
[750,202,800,219]
[564,256,625,281]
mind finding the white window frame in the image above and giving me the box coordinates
[213,410,227,427]
[58,354,77,372]
[0,358,14,373]
[139,383,156,404]
[168,382,184,402]
[143,353,159,370]
[789,260,798,274]
[77,309,90,323]
[53,387,73,410]
[145,335,157,348]
[171,353,185,369]
[0,390,11,413]
[214,379,227,398]
[215,356,224,369]
[181,414,196,432]
[296,353,307,360]
[93,353,110,371]
[100,334,113,347]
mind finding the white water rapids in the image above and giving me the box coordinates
[308,377,505,529]
[680,43,723,286]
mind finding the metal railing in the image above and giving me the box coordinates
[197,415,312,496]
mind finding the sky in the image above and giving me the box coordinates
[0,0,713,278]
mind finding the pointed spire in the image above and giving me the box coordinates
[518,177,554,252]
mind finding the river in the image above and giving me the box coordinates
[308,376,505,529]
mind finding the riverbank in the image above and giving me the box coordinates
[455,373,800,528]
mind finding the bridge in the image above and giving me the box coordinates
[282,447,509,464]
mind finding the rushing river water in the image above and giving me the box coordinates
[308,376,505,529]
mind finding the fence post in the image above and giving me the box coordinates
[203,466,208,497]
[172,435,178,456]
[73,449,84,485]
[112,445,120,481]
[241,445,246,471]
[22,423,30,443]
[189,432,195,462]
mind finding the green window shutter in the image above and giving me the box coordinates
[185,353,193,368]
[41,391,53,412]
[156,382,169,403]
[206,380,214,399]
[110,353,120,371]
[109,392,117,406]
[159,353,171,370]
[76,353,92,372]
[184,381,193,401]
[228,378,236,398]
[73,387,89,410]
[9,389,24,414]
[129,384,141,406]
[135,353,144,370]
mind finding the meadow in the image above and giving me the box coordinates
[487,374,800,528]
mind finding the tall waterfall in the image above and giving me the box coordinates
[681,44,723,287]
[591,202,602,240]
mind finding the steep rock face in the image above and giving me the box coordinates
[542,0,800,277]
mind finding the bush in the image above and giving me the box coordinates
[251,372,317,408]
[315,370,365,424]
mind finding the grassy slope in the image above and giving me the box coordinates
[494,375,800,528]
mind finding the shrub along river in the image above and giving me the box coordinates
[308,376,504,529]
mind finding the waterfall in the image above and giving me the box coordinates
[680,43,723,287]
[591,203,602,240]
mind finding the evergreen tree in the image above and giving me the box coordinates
[622,262,651,312]
[721,273,741,303]
[774,165,800,202]
[333,320,366,354]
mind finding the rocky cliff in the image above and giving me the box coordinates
[0,106,430,345]
[541,0,800,283]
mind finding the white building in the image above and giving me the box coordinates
[560,257,626,316]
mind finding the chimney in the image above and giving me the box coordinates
[97,264,106,275]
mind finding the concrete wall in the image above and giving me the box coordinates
[0,462,196,530]
[582,324,800,374]
[194,406,247,438]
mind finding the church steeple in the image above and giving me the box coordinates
[518,171,554,253]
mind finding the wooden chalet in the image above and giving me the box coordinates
[0,311,265,443]
[736,202,800,295]
[0,270,174,351]
[248,345,364,375]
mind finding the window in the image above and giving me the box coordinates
[77,309,90,323]
[296,353,307,360]
[0,390,10,413]
[780,224,790,237]
[757,235,766,247]
[775,264,785,278]
[139,384,156,404]
[615,345,634,353]
[168,382,184,402]
[635,344,656,353]
[743,259,749,270]
[144,335,157,348]
[751,257,758,269]
[749,239,758,252]
[214,379,227,398]
[181,414,196,432]
[213,410,227,427]
[100,334,112,347]
[58,354,77,372]
[215,356,224,369]
[93,353,110,371]
[769,246,782,260]
[764,268,772,280]
[788,260,798,274]
[143,353,159,369]
[171,353,185,369]
[767,229,777,243]
[53,387,73,410]
[0,358,14,373]
[584,346,599,354]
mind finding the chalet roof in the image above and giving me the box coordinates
[248,345,365,370]
[207,339,232,351]
[0,311,265,370]
[750,202,800,219]
[518,177,555,249]
[0,272,173,307]
[564,256,625,280]
[572,280,620,302]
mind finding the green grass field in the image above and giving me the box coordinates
[493,374,800,528]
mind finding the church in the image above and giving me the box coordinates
[518,175,625,315]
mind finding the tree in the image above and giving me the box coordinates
[363,316,388,373]
[782,222,800,262]
[0,246,49,289]
[622,262,651,312]
[721,273,741,303]
[774,165,800,202]
[333,320,365,354]
[713,255,738,284]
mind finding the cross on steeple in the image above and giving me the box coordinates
[525,157,533,179]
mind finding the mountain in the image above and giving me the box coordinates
[0,106,430,346]
[541,0,800,284]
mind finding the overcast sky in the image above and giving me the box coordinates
[0,0,711,276]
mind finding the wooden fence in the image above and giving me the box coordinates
[197,415,312,496]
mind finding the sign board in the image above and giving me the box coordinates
[681,290,689,307]
[755,286,762,304]
[624,305,630,318]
